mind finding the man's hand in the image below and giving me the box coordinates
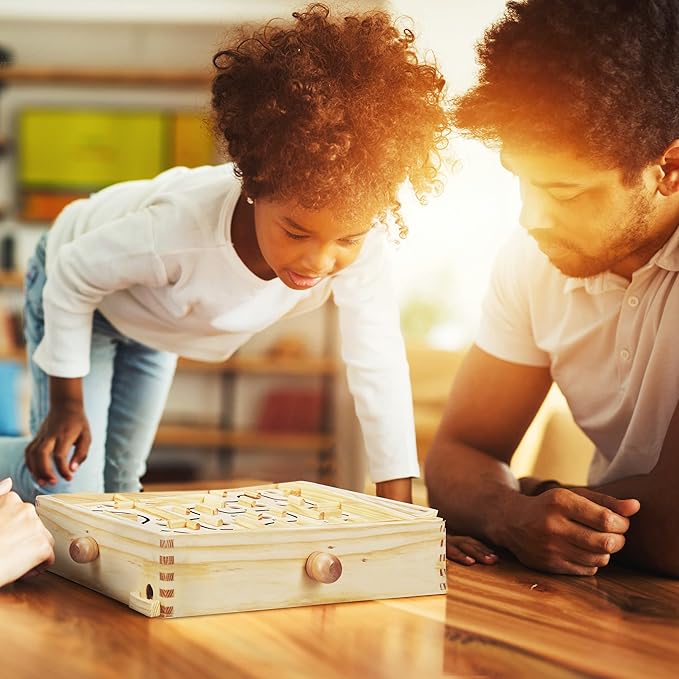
[497,487,640,575]
[376,477,412,503]
[0,478,55,587]
[25,401,91,486]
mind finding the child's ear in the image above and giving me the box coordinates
[658,139,679,196]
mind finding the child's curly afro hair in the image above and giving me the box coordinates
[211,3,451,236]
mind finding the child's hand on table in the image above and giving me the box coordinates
[445,534,499,566]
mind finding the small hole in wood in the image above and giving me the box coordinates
[146,584,154,599]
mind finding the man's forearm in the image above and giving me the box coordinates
[425,441,520,543]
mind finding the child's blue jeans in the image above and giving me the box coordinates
[0,233,177,502]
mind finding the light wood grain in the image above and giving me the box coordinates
[1,557,678,678]
[36,482,446,618]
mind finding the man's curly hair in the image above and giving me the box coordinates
[454,0,679,180]
[211,3,450,236]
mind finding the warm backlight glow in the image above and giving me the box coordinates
[389,1,520,348]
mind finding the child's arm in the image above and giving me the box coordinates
[30,207,170,484]
[34,208,169,380]
[0,478,55,587]
[25,377,91,486]
[332,232,420,501]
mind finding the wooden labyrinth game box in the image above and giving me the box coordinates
[36,481,447,618]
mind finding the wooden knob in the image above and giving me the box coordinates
[305,551,342,584]
[69,536,100,563]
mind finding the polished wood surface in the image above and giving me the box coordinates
[2,555,678,678]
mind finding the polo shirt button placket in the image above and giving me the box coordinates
[619,292,638,366]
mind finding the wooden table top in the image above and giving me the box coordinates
[2,556,678,678]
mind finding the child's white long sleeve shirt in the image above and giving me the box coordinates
[33,164,419,482]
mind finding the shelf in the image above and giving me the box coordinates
[0,270,23,288]
[155,424,334,451]
[0,0,294,25]
[0,65,212,88]
[178,355,338,376]
[0,349,338,373]
[0,348,25,363]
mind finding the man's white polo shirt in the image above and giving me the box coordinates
[477,226,679,485]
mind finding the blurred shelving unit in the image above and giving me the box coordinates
[177,354,338,376]
[0,0,304,26]
[153,310,342,486]
[0,65,211,88]
[0,269,23,288]
[0,347,24,362]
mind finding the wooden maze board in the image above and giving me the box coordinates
[79,482,421,533]
[37,481,447,618]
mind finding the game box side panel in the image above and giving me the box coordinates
[37,503,163,609]
[166,520,447,617]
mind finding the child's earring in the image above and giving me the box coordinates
[246,196,254,205]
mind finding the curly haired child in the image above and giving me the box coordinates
[0,3,450,504]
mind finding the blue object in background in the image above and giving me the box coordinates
[0,360,22,435]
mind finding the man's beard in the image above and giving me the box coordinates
[538,193,654,279]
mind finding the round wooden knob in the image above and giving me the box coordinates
[305,551,342,584]
[69,536,100,563]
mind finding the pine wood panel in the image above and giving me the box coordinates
[36,482,446,619]
[1,556,678,678]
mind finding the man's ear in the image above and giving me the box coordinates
[658,139,679,196]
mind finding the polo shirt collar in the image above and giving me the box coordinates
[653,222,679,272]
